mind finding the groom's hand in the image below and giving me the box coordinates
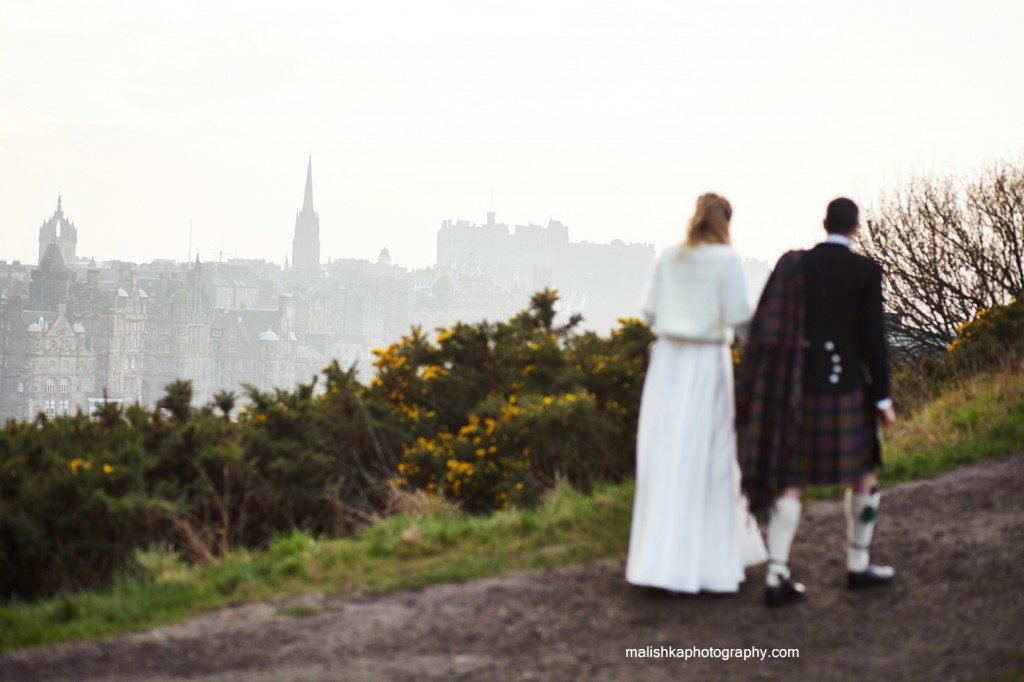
[878,406,896,428]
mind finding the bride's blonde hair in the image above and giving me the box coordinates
[683,193,732,249]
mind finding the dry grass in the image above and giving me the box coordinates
[382,482,463,520]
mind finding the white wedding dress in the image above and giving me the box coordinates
[625,337,767,593]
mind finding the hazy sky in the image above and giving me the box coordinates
[3,0,1023,271]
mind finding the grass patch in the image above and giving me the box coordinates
[0,480,633,652]
[879,372,1024,484]
[2,369,1021,653]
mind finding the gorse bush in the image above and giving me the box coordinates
[374,290,651,512]
[0,409,150,599]
[893,296,1024,413]
[0,290,652,600]
[942,296,1023,372]
[398,390,617,512]
[0,366,401,600]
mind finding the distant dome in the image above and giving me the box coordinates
[378,248,392,265]
[459,263,483,278]
[258,327,279,341]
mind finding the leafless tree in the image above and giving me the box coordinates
[855,157,1024,360]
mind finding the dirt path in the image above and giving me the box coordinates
[3,454,1024,682]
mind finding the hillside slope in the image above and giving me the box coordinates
[3,452,1023,681]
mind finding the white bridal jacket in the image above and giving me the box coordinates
[641,243,751,342]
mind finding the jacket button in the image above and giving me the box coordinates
[825,341,835,351]
[833,364,842,373]
[831,354,841,363]
[829,374,840,384]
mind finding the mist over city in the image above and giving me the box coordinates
[4,158,769,419]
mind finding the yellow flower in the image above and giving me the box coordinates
[103,463,114,475]
[543,396,554,406]
[69,458,92,475]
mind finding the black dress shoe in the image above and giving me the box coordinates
[765,577,806,607]
[847,564,895,590]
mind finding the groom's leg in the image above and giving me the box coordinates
[765,487,802,586]
[846,470,895,589]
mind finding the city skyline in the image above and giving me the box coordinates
[0,173,666,421]
[3,2,1024,271]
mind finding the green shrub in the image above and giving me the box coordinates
[894,296,1024,413]
[0,408,149,600]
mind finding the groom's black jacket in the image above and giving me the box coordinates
[801,242,889,403]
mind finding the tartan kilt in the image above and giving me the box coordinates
[784,387,881,486]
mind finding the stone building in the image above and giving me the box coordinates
[141,259,212,406]
[210,300,296,398]
[0,245,101,421]
[99,270,147,406]
[0,298,97,421]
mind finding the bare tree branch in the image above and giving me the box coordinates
[855,157,1024,361]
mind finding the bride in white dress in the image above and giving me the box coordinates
[626,193,767,593]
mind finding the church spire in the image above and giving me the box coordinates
[291,156,321,273]
[302,156,314,214]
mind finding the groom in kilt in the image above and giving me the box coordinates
[738,197,897,607]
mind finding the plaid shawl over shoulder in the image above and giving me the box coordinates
[737,250,805,514]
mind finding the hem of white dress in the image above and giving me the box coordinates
[625,576,745,595]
